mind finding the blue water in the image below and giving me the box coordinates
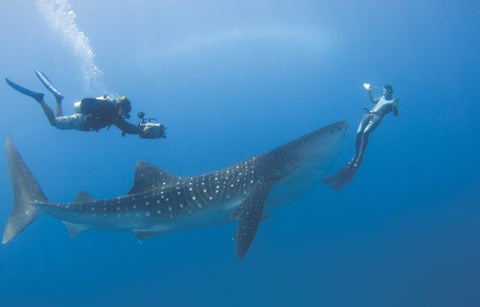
[1,1,479,306]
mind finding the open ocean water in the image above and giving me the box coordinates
[0,1,479,306]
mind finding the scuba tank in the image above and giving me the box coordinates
[74,96,114,114]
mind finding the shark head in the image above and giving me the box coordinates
[264,121,348,180]
[258,121,349,207]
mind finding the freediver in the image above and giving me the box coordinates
[5,71,166,139]
[323,83,399,190]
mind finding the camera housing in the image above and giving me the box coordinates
[137,111,166,139]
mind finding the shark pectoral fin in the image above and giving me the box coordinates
[133,230,162,241]
[63,222,90,238]
[74,190,96,202]
[128,161,180,194]
[234,181,272,259]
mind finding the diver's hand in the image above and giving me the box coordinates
[363,83,371,91]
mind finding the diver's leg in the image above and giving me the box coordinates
[354,116,381,166]
[55,99,64,117]
[39,101,57,126]
[356,135,369,166]
[352,115,369,163]
[54,113,87,130]
[353,133,362,162]
[323,115,377,190]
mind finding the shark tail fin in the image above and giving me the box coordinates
[3,138,48,244]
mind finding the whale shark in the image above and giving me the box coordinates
[2,121,348,258]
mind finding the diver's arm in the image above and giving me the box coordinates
[114,117,143,135]
[368,90,380,103]
[393,98,399,116]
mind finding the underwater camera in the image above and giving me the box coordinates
[137,111,166,139]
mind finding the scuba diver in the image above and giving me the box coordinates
[323,83,399,190]
[5,71,166,139]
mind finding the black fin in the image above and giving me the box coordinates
[35,70,63,101]
[74,191,96,202]
[5,78,44,102]
[234,181,272,258]
[3,138,48,244]
[128,161,179,194]
[322,163,359,191]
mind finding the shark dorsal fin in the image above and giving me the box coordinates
[128,161,179,194]
[74,191,96,202]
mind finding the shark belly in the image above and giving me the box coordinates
[38,188,249,236]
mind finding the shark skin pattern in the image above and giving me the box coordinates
[2,121,348,258]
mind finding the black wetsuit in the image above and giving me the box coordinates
[78,98,142,135]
